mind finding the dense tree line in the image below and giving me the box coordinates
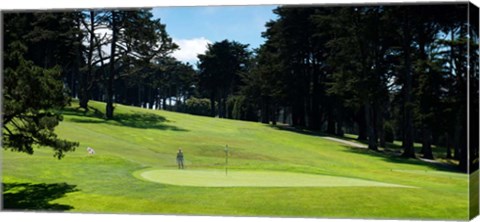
[237,4,477,172]
[3,4,478,172]
[193,4,478,172]
[3,12,82,158]
[3,9,187,157]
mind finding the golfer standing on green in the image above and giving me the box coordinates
[176,148,184,169]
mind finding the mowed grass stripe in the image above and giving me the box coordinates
[2,100,469,219]
[137,169,415,188]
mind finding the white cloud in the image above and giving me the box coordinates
[94,27,112,58]
[172,37,212,65]
[80,23,113,62]
[82,25,211,66]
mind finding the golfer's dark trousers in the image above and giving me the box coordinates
[178,159,184,169]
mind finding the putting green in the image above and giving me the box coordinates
[135,169,414,188]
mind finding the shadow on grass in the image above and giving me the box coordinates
[341,146,461,173]
[269,124,330,137]
[61,106,104,119]
[269,124,461,173]
[62,106,188,131]
[2,182,78,211]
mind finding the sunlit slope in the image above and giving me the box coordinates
[2,101,469,219]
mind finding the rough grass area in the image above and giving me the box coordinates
[2,100,469,219]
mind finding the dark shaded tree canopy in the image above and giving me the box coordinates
[3,13,80,158]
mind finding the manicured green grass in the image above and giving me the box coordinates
[136,169,413,188]
[2,101,469,219]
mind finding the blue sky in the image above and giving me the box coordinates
[152,5,278,64]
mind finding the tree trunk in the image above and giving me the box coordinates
[156,90,161,110]
[309,95,321,130]
[416,25,435,160]
[375,103,386,148]
[335,104,344,136]
[147,87,154,109]
[209,92,215,116]
[106,10,117,120]
[162,97,167,110]
[261,96,269,124]
[458,130,468,172]
[455,107,468,172]
[365,103,378,151]
[336,120,344,137]
[422,127,434,159]
[79,11,95,111]
[292,98,306,127]
[79,72,89,111]
[222,96,227,119]
[327,114,336,135]
[357,109,368,141]
[378,118,386,148]
[137,85,142,107]
[454,23,468,172]
[446,132,452,159]
[217,98,223,118]
[400,13,415,158]
[283,107,288,124]
[271,104,277,126]
[454,121,461,160]
[292,106,300,126]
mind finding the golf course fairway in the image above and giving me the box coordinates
[2,101,469,219]
[137,169,414,188]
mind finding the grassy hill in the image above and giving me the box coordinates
[2,101,469,219]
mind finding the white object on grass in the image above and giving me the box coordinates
[87,147,96,155]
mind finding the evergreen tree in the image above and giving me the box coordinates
[197,40,251,118]
[3,14,79,158]
[102,9,177,119]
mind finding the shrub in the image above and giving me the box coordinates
[184,97,212,116]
